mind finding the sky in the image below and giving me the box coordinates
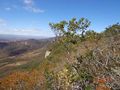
[0,0,120,37]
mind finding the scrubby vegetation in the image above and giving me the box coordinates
[0,18,120,90]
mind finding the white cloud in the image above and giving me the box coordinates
[4,5,19,11]
[0,19,7,26]
[24,6,44,13]
[5,7,11,11]
[23,0,44,13]
[30,7,44,13]
[24,0,34,6]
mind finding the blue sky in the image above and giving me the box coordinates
[0,0,120,37]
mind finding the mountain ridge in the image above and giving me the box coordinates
[0,34,53,41]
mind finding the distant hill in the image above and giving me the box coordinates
[0,38,54,77]
[0,34,50,41]
[0,39,48,56]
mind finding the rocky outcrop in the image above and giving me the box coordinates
[45,50,51,58]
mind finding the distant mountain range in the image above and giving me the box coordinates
[0,34,51,41]
[0,39,51,57]
[0,34,56,77]
[0,35,54,77]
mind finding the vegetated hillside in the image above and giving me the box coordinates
[0,18,120,90]
[0,38,53,77]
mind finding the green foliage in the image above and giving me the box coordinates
[85,85,92,90]
[85,30,101,42]
[49,18,91,44]
[49,21,68,37]
[85,30,98,38]
[103,23,120,37]
[45,71,55,90]
[45,60,94,90]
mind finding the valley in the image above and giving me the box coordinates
[0,38,53,77]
